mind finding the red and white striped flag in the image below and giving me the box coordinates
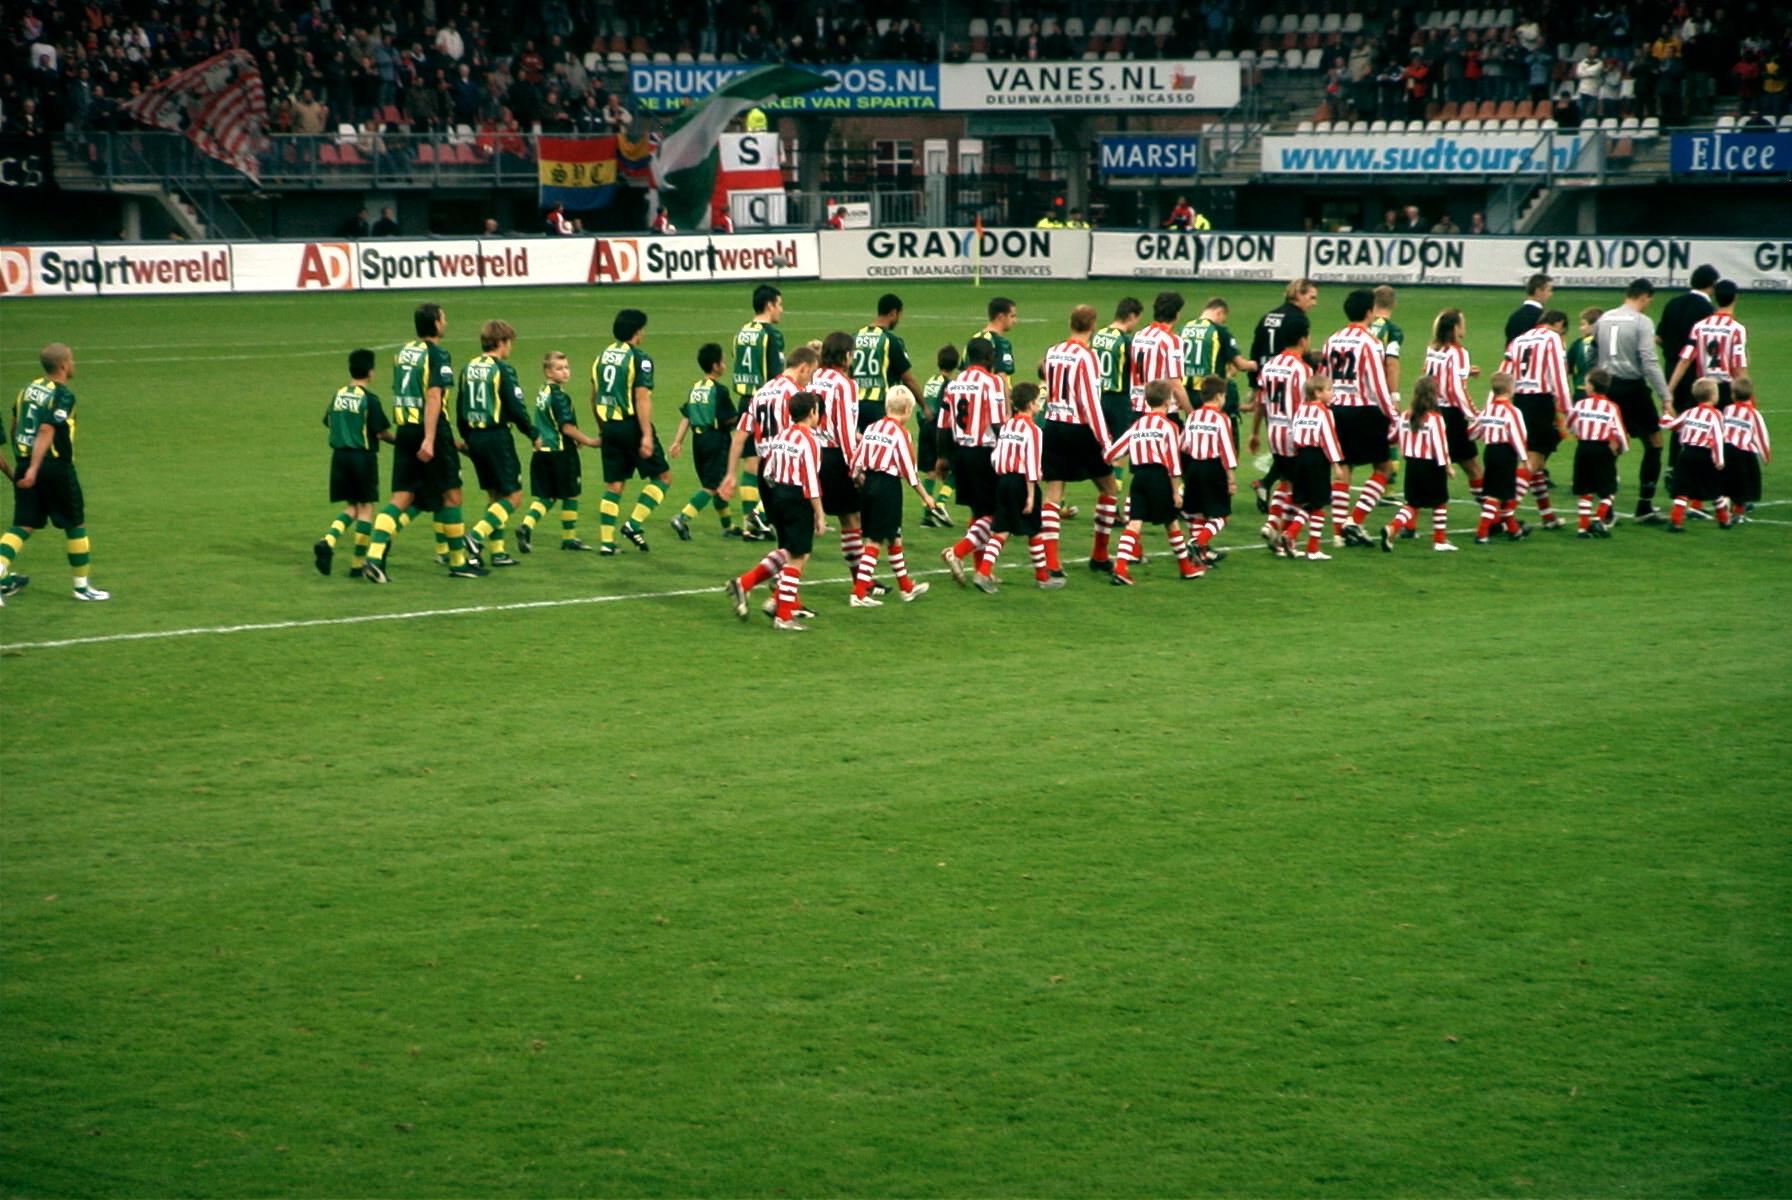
[121,49,268,183]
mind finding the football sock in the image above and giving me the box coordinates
[1716,497,1732,526]
[976,532,1007,576]
[950,517,993,561]
[1169,526,1197,577]
[1329,480,1350,535]
[521,500,548,533]
[1578,495,1593,530]
[1596,497,1612,523]
[1040,501,1062,569]
[935,481,955,506]
[1469,479,1484,504]
[1502,499,1521,534]
[626,482,666,530]
[0,525,28,577]
[350,519,372,568]
[1476,497,1499,539]
[1670,496,1687,527]
[561,498,580,541]
[1639,444,1662,509]
[738,475,760,520]
[65,527,90,580]
[840,525,863,572]
[473,498,514,541]
[367,505,403,562]
[1116,528,1142,563]
[739,548,789,591]
[713,499,733,530]
[1391,504,1415,534]
[322,511,351,549]
[599,493,621,545]
[1027,536,1049,581]
[774,564,803,622]
[680,489,714,520]
[1305,509,1326,555]
[1530,473,1557,520]
[888,541,914,593]
[853,544,881,598]
[432,521,448,559]
[1092,495,1118,560]
[438,506,467,568]
[1349,472,1387,525]
[1431,506,1449,542]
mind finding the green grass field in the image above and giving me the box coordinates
[2,279,1789,1198]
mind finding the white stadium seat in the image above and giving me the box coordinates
[1641,117,1661,136]
[1619,117,1640,133]
[1314,121,1333,133]
[1194,49,1212,60]
[1302,47,1324,69]
[1350,121,1369,133]
[628,51,647,63]
[607,52,626,69]
[1500,118,1520,131]
[1299,13,1321,33]
[1259,49,1280,68]
[1497,8,1516,26]
[992,17,1012,35]
[1461,118,1482,131]
[719,51,738,62]
[1256,14,1277,34]
[1091,17,1112,37]
[1539,118,1558,131]
[1103,50,1122,60]
[968,18,988,37]
[1442,11,1463,29]
[1322,13,1342,33]
[675,50,693,63]
[1279,14,1301,33]
[1298,121,1315,133]
[1369,120,1388,133]
[651,50,670,63]
[1443,119,1463,131]
[1343,12,1365,32]
[1520,117,1540,131]
[974,51,991,61]
[1715,114,1737,130]
[1157,15,1175,35]
[1235,49,1254,65]
[1112,16,1132,36]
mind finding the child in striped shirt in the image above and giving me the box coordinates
[1105,379,1200,583]
[1719,375,1770,524]
[971,382,1054,592]
[1568,367,1628,538]
[1276,373,1346,561]
[1660,377,1730,531]
[1378,376,1458,552]
[1179,375,1237,568]
[847,385,937,606]
[1471,372,1531,544]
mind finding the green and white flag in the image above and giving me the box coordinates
[651,64,832,231]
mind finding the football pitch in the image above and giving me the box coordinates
[2,279,1788,1198]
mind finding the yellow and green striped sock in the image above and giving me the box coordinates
[561,497,580,541]
[350,520,372,569]
[438,506,466,568]
[0,525,28,578]
[65,526,91,582]
[936,482,954,505]
[626,482,666,529]
[432,520,449,559]
[599,494,621,546]
[366,505,403,562]
[739,475,760,518]
[322,511,351,548]
[680,489,714,520]
[522,499,548,533]
[474,498,514,539]
[714,499,733,530]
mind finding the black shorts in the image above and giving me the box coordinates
[1674,445,1721,502]
[859,470,904,542]
[1403,457,1450,509]
[1441,406,1480,464]
[1100,392,1136,441]
[1571,438,1619,497]
[530,448,582,501]
[952,444,997,518]
[599,417,669,484]
[1042,420,1112,483]
[464,428,522,495]
[1290,447,1333,511]
[1181,458,1232,518]
[1608,377,1660,439]
[1330,404,1394,467]
[1722,448,1760,505]
[391,426,462,498]
[917,421,941,473]
[1515,394,1562,456]
[991,472,1043,537]
[12,460,83,529]
[765,481,814,556]
[857,398,885,431]
[819,447,861,516]
[1482,443,1521,502]
[1266,451,1298,489]
[691,429,729,490]
[739,433,759,462]
[329,447,381,504]
[1127,462,1179,525]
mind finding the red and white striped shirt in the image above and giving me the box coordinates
[1107,411,1183,472]
[739,373,800,442]
[992,415,1044,479]
[1679,312,1748,383]
[1424,343,1477,415]
[851,416,921,485]
[1322,324,1394,416]
[1472,398,1529,457]
[944,365,1005,448]
[1180,406,1237,468]
[1255,350,1311,457]
[810,366,860,457]
[1568,395,1630,452]
[1042,338,1108,443]
[760,424,822,497]
[1128,323,1186,412]
[1287,400,1344,461]
[1501,325,1570,408]
[1720,401,1770,459]
[1395,411,1450,466]
[1661,403,1727,467]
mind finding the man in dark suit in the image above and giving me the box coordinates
[1656,263,1718,413]
[1505,273,1552,347]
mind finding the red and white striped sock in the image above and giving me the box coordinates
[840,525,863,571]
[1040,500,1061,561]
[1502,499,1521,534]
[976,532,1007,576]
[1330,480,1351,535]
[1092,495,1118,560]
[853,544,881,598]
[1116,528,1142,563]
[888,540,914,593]
[1268,482,1291,526]
[1391,504,1415,534]
[1306,509,1326,555]
[1596,498,1612,523]
[1197,516,1225,546]
[1716,497,1732,526]
[1690,498,1705,512]
[1281,507,1308,537]
[1431,506,1449,542]
[775,564,803,621]
[1671,496,1688,526]
[1350,472,1387,525]
[739,548,789,590]
[1027,536,1048,580]
[1578,495,1593,530]
[1469,479,1485,506]
[949,516,991,560]
[1530,473,1556,520]
[1476,497,1499,539]
[1169,526,1198,576]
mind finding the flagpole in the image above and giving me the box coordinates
[973,213,982,289]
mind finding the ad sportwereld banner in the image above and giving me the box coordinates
[627,62,938,112]
[1262,131,1602,175]
[1099,135,1202,176]
[817,227,1092,281]
[1669,130,1792,174]
[939,60,1241,110]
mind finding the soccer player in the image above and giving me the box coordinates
[938,337,1006,585]
[971,381,1053,592]
[1659,378,1729,531]
[721,345,818,521]
[1504,272,1552,347]
[729,285,784,536]
[590,308,670,554]
[1719,376,1769,523]
[917,344,958,525]
[1091,296,1143,497]
[460,319,535,568]
[1666,279,1746,410]
[971,296,1018,387]
[1423,308,1484,507]
[668,343,737,540]
[1248,332,1312,545]
[1593,278,1672,522]
[314,349,393,579]
[1566,307,1602,400]
[1567,367,1629,538]
[1105,379,1199,584]
[1322,288,1398,546]
[1180,375,1237,567]
[812,331,866,574]
[1471,372,1531,544]
[1501,308,1572,530]
[1178,297,1256,446]
[363,303,477,583]
[0,342,108,603]
[1277,373,1345,562]
[724,390,825,631]
[1377,376,1457,552]
[1249,278,1318,375]
[848,384,935,605]
[1040,304,1114,582]
[852,293,921,431]
[1366,285,1405,398]
[518,351,600,552]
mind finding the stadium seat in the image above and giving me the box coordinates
[1302,47,1323,69]
[1218,48,1237,59]
[1434,101,1458,121]
[1103,49,1122,60]
[1064,17,1084,37]
[974,51,992,61]
[697,51,715,63]
[1041,19,1060,37]
[1259,49,1280,68]
[628,51,647,63]
[1321,13,1342,33]
[607,52,626,69]
[318,143,342,165]
[1369,119,1388,133]
[451,123,475,144]
[1778,115,1792,130]
[414,142,435,164]
[719,51,738,62]
[1539,118,1558,131]
[1091,16,1112,37]
[1640,117,1661,136]
[1343,12,1364,32]
[1299,13,1321,33]
[1443,119,1463,132]
[1598,117,1619,132]
[1278,14,1300,34]
[1495,100,1517,120]
[1298,121,1315,133]
[1619,117,1640,133]
[1498,118,1518,131]
[875,17,891,35]
[1497,8,1516,26]
[1609,137,1634,162]
[1442,11,1463,29]
[968,18,988,37]
[1521,117,1542,130]
[1475,101,1497,119]
[335,122,357,144]
[1556,43,1573,63]
[1112,16,1132,36]
[1194,48,1212,60]
[651,51,671,63]
[1237,48,1256,65]
[1460,119,1481,131]
[675,51,693,63]
[1156,15,1174,35]
[1349,121,1369,133]
[1715,115,1737,130]
[1314,121,1333,133]
[340,143,369,165]
[992,16,1012,35]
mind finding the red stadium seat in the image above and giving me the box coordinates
[318,143,341,165]
[415,142,437,164]
[337,143,366,165]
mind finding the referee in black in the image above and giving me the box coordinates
[1247,278,1318,509]
[1592,278,1672,522]
[1505,273,1553,347]
[1657,263,1718,414]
